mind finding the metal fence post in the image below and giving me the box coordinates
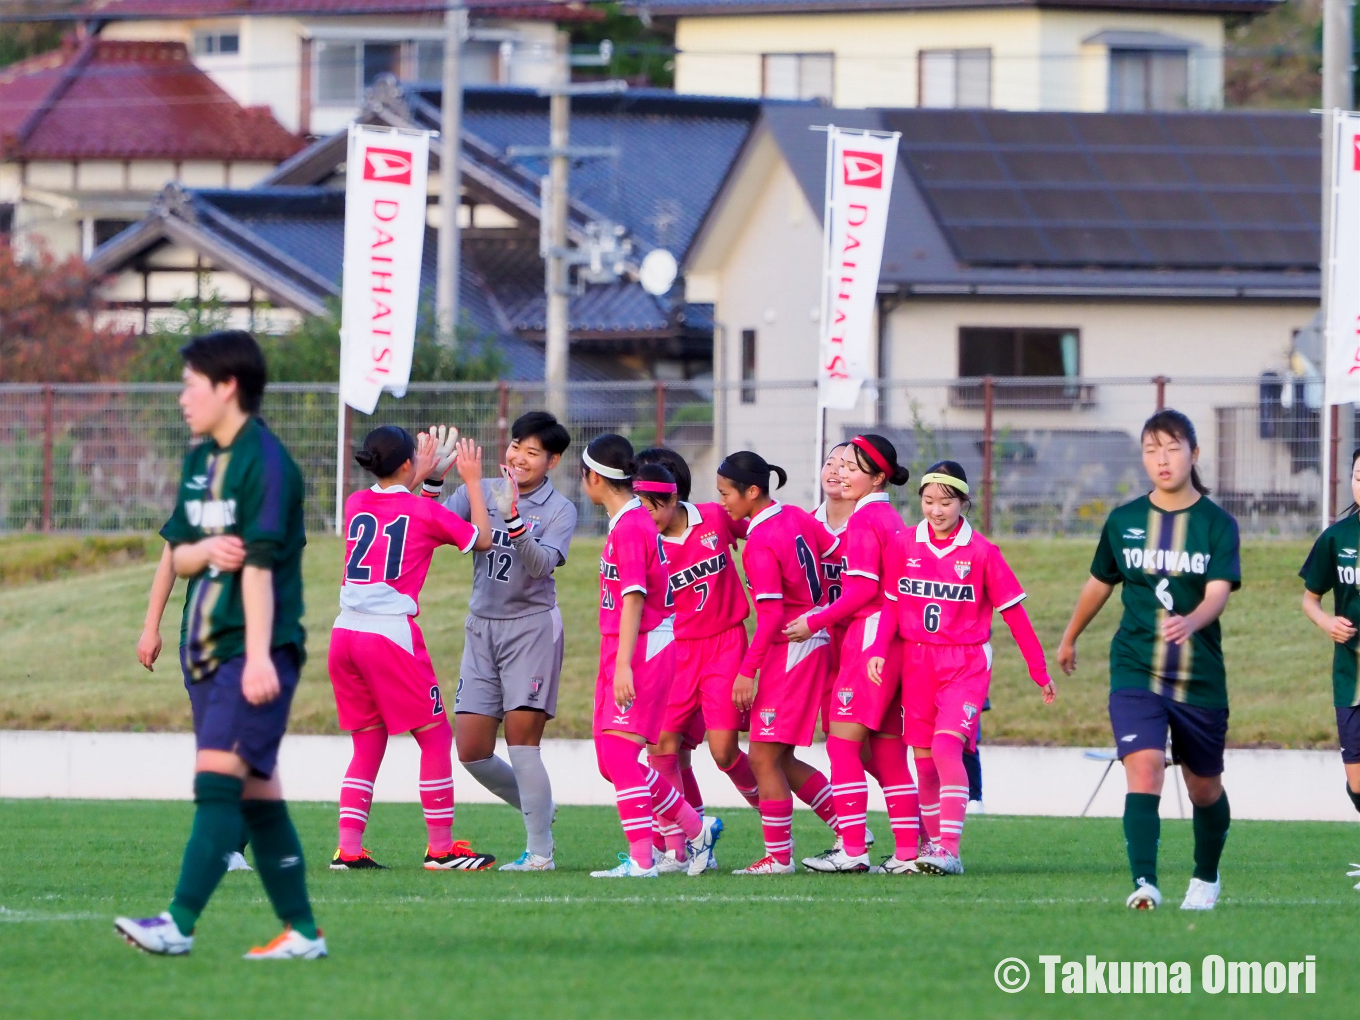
[497,381,510,454]
[41,385,54,532]
[981,375,994,534]
[1153,375,1168,411]
[1330,403,1341,522]
[655,379,666,447]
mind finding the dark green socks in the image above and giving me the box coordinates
[169,772,244,936]
[241,799,318,940]
[1347,782,1360,814]
[1192,791,1231,883]
[1123,793,1161,889]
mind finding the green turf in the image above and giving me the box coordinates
[0,802,1355,1018]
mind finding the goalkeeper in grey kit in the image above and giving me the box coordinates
[425,411,576,870]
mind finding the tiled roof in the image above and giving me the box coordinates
[0,38,304,161]
[13,0,600,21]
[631,0,1278,16]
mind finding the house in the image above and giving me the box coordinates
[636,0,1279,112]
[88,86,766,382]
[0,36,304,258]
[6,0,601,136]
[685,105,1321,521]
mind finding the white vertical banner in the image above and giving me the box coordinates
[339,123,431,414]
[1325,111,1360,404]
[817,126,900,412]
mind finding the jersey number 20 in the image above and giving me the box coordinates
[346,513,409,581]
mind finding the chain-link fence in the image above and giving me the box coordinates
[0,376,1336,536]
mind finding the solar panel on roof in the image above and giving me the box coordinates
[904,150,1008,183]
[1042,226,1146,264]
[1001,151,1101,184]
[1067,114,1170,147]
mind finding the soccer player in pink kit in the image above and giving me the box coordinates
[632,455,761,873]
[787,435,915,874]
[581,435,724,878]
[328,425,499,871]
[871,460,1055,875]
[717,451,840,874]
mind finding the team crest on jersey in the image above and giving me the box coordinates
[962,702,978,720]
[954,561,971,579]
[700,532,720,551]
[759,709,776,728]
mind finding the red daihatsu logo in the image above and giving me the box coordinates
[843,150,884,189]
[363,147,413,185]
[1353,134,1360,171]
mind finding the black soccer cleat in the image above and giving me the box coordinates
[424,841,495,871]
[331,848,388,870]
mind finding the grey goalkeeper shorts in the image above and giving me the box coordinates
[456,607,564,719]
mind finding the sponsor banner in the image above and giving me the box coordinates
[340,124,431,414]
[817,127,900,412]
[1325,111,1360,404]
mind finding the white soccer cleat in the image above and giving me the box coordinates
[499,850,555,872]
[243,927,328,960]
[869,855,919,875]
[1180,876,1220,911]
[732,854,796,875]
[656,850,689,875]
[226,851,252,872]
[1126,879,1162,910]
[590,853,659,878]
[915,846,964,876]
[865,826,875,848]
[965,800,985,815]
[1347,863,1360,890]
[685,815,724,876]
[114,912,193,956]
[802,848,871,873]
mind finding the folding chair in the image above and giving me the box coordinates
[1081,744,1183,818]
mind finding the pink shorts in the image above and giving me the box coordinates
[820,620,851,735]
[751,632,831,747]
[827,613,903,736]
[593,625,677,745]
[902,642,991,751]
[663,624,749,736]
[328,615,446,734]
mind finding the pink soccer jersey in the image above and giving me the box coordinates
[883,518,1026,645]
[738,502,836,676]
[813,502,848,607]
[339,484,478,617]
[805,493,904,632]
[663,501,750,639]
[599,498,673,636]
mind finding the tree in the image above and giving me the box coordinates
[0,240,134,381]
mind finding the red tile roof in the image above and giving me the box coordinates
[0,38,306,161]
[44,0,599,21]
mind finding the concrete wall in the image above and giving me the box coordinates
[674,9,1224,111]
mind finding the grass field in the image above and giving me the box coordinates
[1,801,1356,1018]
[0,534,1339,746]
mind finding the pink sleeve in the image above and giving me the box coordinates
[616,519,649,597]
[1000,602,1049,685]
[806,521,880,631]
[738,544,782,676]
[427,502,478,554]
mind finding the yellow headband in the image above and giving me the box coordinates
[920,472,969,496]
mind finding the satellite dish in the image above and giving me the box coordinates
[639,248,678,296]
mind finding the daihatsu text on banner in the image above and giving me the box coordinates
[1325,110,1360,405]
[340,124,430,414]
[818,127,900,411]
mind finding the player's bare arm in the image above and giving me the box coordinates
[171,534,246,578]
[138,543,176,672]
[1162,579,1233,646]
[240,565,280,705]
[614,592,643,709]
[1302,589,1359,643]
[1057,576,1115,674]
[454,438,494,551]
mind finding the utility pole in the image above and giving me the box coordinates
[1320,0,1354,525]
[545,31,571,420]
[437,4,466,342]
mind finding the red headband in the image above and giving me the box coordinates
[634,480,678,494]
[851,435,892,476]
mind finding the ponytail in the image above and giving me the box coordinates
[1141,409,1209,495]
[718,450,786,495]
[849,434,910,487]
[581,433,635,491]
[354,425,415,479]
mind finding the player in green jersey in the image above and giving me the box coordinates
[1299,448,1360,890]
[1058,409,1240,912]
[115,330,323,960]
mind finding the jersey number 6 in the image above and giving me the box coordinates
[923,602,941,633]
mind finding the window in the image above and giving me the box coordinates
[316,39,498,104]
[918,49,991,109]
[363,42,401,87]
[94,219,135,247]
[415,40,444,82]
[1109,49,1188,111]
[762,53,834,102]
[740,329,757,404]
[959,327,1078,377]
[0,203,12,236]
[317,40,360,103]
[193,31,239,56]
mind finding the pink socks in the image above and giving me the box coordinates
[648,753,689,855]
[794,770,840,834]
[915,751,941,847]
[413,723,456,855]
[869,734,918,862]
[759,798,794,864]
[680,761,705,814]
[599,734,656,867]
[932,733,969,855]
[339,728,388,855]
[646,766,702,843]
[826,735,868,857]
[719,751,761,808]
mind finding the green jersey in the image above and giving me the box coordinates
[1091,494,1241,708]
[1299,515,1360,707]
[160,417,307,681]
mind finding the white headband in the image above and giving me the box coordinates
[582,450,630,480]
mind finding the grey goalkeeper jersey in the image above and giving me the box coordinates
[446,477,577,620]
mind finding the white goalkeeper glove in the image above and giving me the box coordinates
[420,425,459,495]
[494,465,526,538]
